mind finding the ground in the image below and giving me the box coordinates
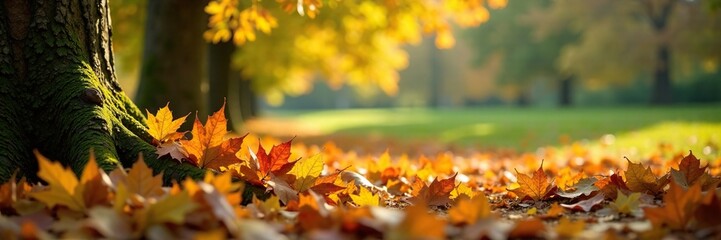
[2,104,721,238]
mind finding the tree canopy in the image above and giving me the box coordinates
[203,0,508,104]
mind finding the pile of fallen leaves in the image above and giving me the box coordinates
[2,104,721,239]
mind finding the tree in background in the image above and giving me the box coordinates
[204,0,508,118]
[466,0,577,106]
[535,0,721,105]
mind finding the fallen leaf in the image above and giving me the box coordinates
[695,190,721,228]
[509,162,556,201]
[136,191,197,230]
[448,192,493,225]
[410,173,457,206]
[544,203,565,218]
[257,139,295,176]
[350,186,380,207]
[156,142,189,162]
[78,151,110,208]
[609,190,641,215]
[146,103,187,142]
[557,177,598,199]
[86,207,132,239]
[624,159,668,195]
[561,193,605,212]
[126,155,165,200]
[288,154,324,192]
[266,174,299,204]
[181,104,244,170]
[643,181,702,230]
[28,150,84,211]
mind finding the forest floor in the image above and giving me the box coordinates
[6,104,721,239]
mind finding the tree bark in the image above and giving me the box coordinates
[135,0,207,122]
[643,0,675,105]
[208,42,258,131]
[236,74,258,121]
[651,44,673,105]
[428,36,443,108]
[558,75,573,107]
[0,0,204,183]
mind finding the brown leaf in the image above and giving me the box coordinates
[624,159,668,195]
[643,181,702,230]
[266,174,298,204]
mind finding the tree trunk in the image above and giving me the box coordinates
[0,0,204,183]
[516,89,530,107]
[651,45,672,105]
[207,41,236,127]
[237,75,258,121]
[208,42,258,131]
[643,0,675,105]
[558,75,573,107]
[428,36,443,108]
[135,0,207,122]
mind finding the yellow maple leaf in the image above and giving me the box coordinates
[350,187,380,207]
[126,155,164,200]
[29,150,85,211]
[146,103,187,142]
[181,104,244,170]
[448,192,493,225]
[288,154,324,192]
[450,182,476,199]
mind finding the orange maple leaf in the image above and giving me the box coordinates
[146,103,187,143]
[410,173,457,206]
[509,162,556,201]
[257,139,295,176]
[181,104,244,170]
[624,159,669,195]
[643,181,702,230]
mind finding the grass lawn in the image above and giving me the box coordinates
[260,104,721,158]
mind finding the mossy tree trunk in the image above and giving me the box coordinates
[0,0,204,183]
[135,0,207,122]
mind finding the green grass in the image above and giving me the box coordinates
[266,105,721,157]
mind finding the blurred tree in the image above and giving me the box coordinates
[466,0,577,106]
[535,0,721,105]
[204,0,508,115]
[135,0,208,120]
